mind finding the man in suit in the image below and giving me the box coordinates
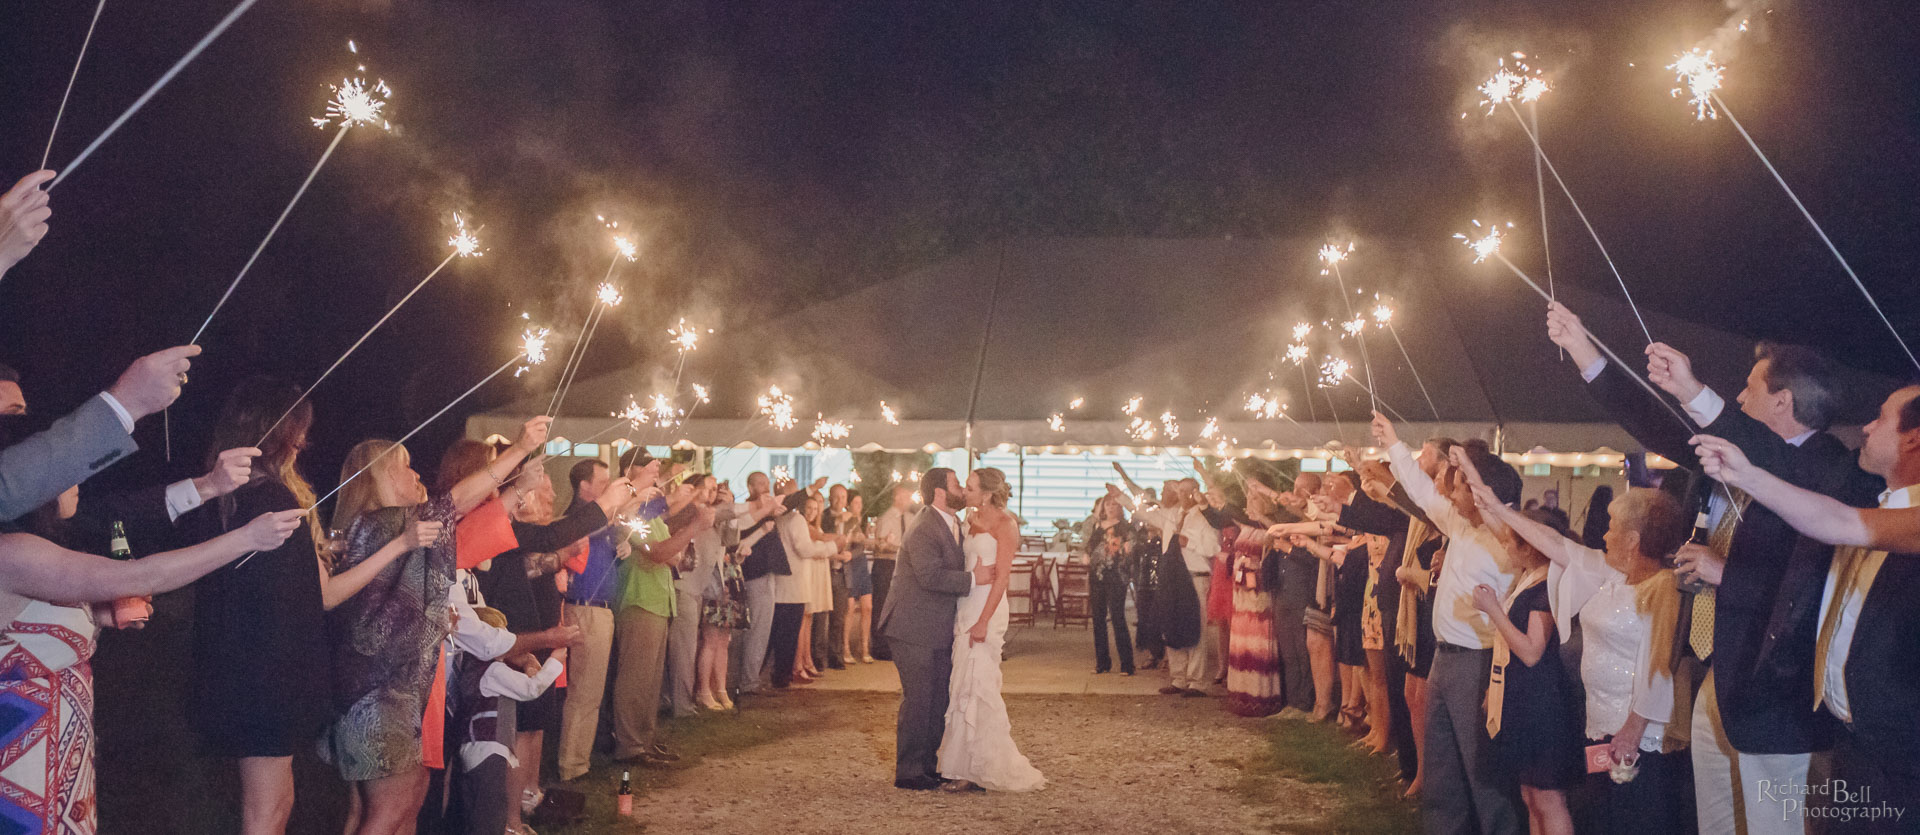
[1549,303,1880,833]
[1696,384,1920,830]
[0,345,199,523]
[877,468,991,790]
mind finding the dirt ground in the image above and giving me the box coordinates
[622,687,1338,835]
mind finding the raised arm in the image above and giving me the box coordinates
[448,416,552,515]
[1693,435,1910,549]
[1376,412,1451,526]
[1111,462,1145,496]
[0,509,302,603]
[320,519,443,610]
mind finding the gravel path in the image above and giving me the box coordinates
[632,688,1337,834]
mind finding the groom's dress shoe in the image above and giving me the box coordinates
[894,776,943,791]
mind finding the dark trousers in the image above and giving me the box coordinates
[1387,649,1417,782]
[827,567,849,666]
[1091,574,1134,673]
[869,559,896,660]
[1423,645,1523,835]
[456,757,510,835]
[1833,727,1918,834]
[770,603,805,687]
[1271,594,1313,712]
[1573,743,1693,835]
[890,638,953,782]
[810,611,831,669]
[1133,583,1164,663]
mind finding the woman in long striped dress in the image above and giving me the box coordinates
[1224,496,1284,717]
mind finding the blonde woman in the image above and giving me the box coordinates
[936,468,1045,793]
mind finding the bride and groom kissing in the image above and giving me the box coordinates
[876,467,1046,793]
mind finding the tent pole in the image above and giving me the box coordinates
[962,241,1010,477]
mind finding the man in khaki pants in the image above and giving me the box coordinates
[558,460,622,781]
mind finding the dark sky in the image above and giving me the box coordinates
[2,0,1917,491]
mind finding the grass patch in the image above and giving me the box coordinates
[1245,719,1420,834]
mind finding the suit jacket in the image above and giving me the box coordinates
[0,395,137,523]
[1586,362,1878,753]
[1840,554,1920,769]
[875,508,973,648]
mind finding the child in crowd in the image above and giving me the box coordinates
[457,608,566,835]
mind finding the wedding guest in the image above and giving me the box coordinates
[667,476,724,717]
[0,504,302,834]
[1475,477,1690,835]
[453,607,565,835]
[1224,520,1283,717]
[697,484,750,709]
[1470,510,1583,835]
[1084,496,1134,675]
[1117,480,1218,697]
[189,378,437,835]
[319,416,552,833]
[772,492,830,688]
[610,453,705,767]
[1375,412,1526,834]
[1580,485,1614,552]
[732,472,783,693]
[842,493,876,663]
[556,459,622,782]
[822,484,853,670]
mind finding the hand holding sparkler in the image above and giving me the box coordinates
[1543,303,1603,370]
[109,345,201,420]
[0,170,55,281]
[1644,343,1706,403]
[1369,411,1399,449]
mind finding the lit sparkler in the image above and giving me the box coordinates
[647,393,679,426]
[1318,356,1351,389]
[668,318,708,353]
[1127,417,1158,442]
[1292,322,1312,342]
[1047,413,1066,432]
[1371,302,1394,325]
[618,397,647,430]
[1341,316,1367,338]
[1199,416,1221,440]
[613,235,637,261]
[448,213,481,257]
[690,384,711,404]
[1454,220,1508,263]
[879,401,900,425]
[519,327,551,368]
[1158,411,1181,440]
[811,416,851,445]
[312,75,392,130]
[1316,243,1351,275]
[1068,397,1085,410]
[1669,49,1724,121]
[596,283,623,307]
[757,385,796,431]
[1285,343,1310,365]
[1123,396,1143,416]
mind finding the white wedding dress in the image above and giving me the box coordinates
[937,530,1046,791]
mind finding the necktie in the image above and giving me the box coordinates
[1811,546,1886,711]
[1486,568,1547,737]
[1688,487,1750,660]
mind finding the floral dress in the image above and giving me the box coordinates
[320,494,459,781]
[0,600,100,834]
[1225,534,1283,717]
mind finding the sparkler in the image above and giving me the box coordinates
[1671,50,1920,372]
[1126,417,1158,442]
[549,229,637,417]
[1478,57,1654,344]
[40,0,108,171]
[668,318,708,353]
[757,385,796,431]
[1158,411,1181,440]
[1068,397,1085,411]
[1199,416,1221,441]
[1317,357,1352,389]
[255,213,483,444]
[691,384,711,405]
[1319,241,1378,412]
[190,46,393,345]
[879,401,900,425]
[811,416,851,445]
[1123,396,1143,416]
[1047,413,1066,432]
[1371,299,1441,421]
[1341,316,1367,338]
[1292,322,1312,342]
[49,0,263,188]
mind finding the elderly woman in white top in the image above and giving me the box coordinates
[1467,472,1690,835]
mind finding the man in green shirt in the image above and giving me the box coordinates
[610,451,710,766]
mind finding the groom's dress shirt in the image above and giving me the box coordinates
[930,504,960,546]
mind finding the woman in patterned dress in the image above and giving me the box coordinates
[1223,510,1284,717]
[320,416,550,834]
[0,503,302,834]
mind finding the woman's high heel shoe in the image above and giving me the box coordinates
[695,692,725,711]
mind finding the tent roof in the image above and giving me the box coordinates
[476,236,1826,454]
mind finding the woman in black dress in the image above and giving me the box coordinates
[190,378,441,833]
[1470,518,1582,835]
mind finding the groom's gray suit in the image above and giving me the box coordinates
[875,505,975,784]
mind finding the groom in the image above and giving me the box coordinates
[877,467,992,790]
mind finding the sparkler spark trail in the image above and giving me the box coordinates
[1318,357,1352,389]
[311,76,392,130]
[1669,49,1725,121]
[758,385,796,431]
[1126,417,1157,442]
[50,0,263,188]
[613,236,638,261]
[1123,396,1143,416]
[1292,322,1312,342]
[1341,316,1367,338]
[811,416,851,445]
[40,0,108,171]
[691,384,711,404]
[595,283,623,307]
[1047,413,1066,432]
[1158,411,1181,440]
[1285,343,1310,365]
[1068,397,1085,411]
[255,214,484,444]
[879,401,900,425]
[668,319,709,353]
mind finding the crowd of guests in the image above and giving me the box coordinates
[1078,303,1918,834]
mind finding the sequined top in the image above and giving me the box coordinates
[1545,539,1675,752]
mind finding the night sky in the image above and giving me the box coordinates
[3,0,1917,494]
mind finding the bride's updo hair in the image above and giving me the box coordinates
[975,467,1012,508]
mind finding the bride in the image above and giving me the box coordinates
[938,467,1046,792]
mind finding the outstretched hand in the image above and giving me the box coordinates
[239,509,307,551]
[1690,435,1756,489]
[1645,343,1704,402]
[0,170,54,279]
[1370,411,1398,448]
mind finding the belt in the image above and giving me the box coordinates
[565,599,613,610]
[1434,642,1488,654]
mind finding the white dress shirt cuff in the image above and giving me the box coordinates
[1685,387,1726,426]
[164,479,204,522]
[97,392,136,434]
[1579,358,1606,383]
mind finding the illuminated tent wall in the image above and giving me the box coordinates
[473,235,1792,465]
